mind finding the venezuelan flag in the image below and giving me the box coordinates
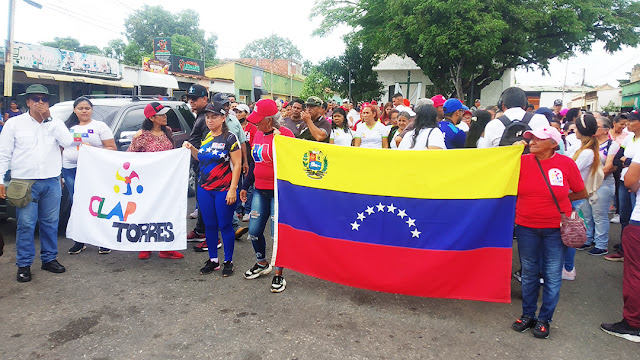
[273,136,522,303]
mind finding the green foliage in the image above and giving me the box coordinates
[121,5,217,66]
[239,35,303,61]
[103,39,127,61]
[299,67,334,101]
[41,37,82,52]
[312,0,640,99]
[602,100,621,112]
[317,41,384,104]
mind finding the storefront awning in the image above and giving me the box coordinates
[20,70,133,88]
[137,71,179,89]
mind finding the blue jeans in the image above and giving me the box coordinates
[515,225,566,323]
[61,167,77,199]
[15,177,62,267]
[237,184,254,215]
[619,181,637,234]
[582,182,615,250]
[197,187,237,262]
[247,188,282,272]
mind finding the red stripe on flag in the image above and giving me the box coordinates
[275,224,512,303]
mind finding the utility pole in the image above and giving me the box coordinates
[348,70,352,104]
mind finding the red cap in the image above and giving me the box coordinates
[247,99,279,124]
[371,100,378,105]
[144,102,170,118]
[403,99,410,107]
[431,95,446,108]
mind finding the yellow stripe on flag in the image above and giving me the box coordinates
[274,136,522,200]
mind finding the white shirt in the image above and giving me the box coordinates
[621,135,640,180]
[355,121,390,149]
[631,153,640,221]
[347,109,360,127]
[479,108,550,148]
[62,120,114,168]
[395,105,416,117]
[398,127,446,150]
[0,112,76,179]
[457,121,470,132]
[329,127,354,147]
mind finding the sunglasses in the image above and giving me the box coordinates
[233,108,245,113]
[187,96,203,101]
[29,95,49,103]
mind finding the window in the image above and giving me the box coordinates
[176,105,196,130]
[166,108,182,133]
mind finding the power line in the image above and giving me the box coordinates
[45,1,124,34]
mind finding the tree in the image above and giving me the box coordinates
[239,34,303,61]
[41,37,82,51]
[299,67,334,101]
[317,41,384,104]
[103,39,127,61]
[602,100,621,113]
[122,5,217,66]
[313,0,640,100]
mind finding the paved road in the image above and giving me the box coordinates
[0,200,637,359]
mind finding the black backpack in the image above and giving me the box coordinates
[498,112,534,147]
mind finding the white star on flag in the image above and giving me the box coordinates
[212,149,219,155]
[357,212,366,221]
[387,204,397,213]
[198,147,205,153]
[351,221,360,230]
[365,206,375,215]
[406,217,416,227]
[397,209,407,219]
[411,229,421,238]
[376,203,386,212]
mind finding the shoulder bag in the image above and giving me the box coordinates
[535,158,587,248]
[6,179,36,208]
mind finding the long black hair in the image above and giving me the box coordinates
[142,115,175,149]
[465,110,492,148]
[331,107,350,132]
[65,96,93,129]
[410,104,438,148]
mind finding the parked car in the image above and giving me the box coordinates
[0,95,197,228]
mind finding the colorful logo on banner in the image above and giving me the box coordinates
[178,58,201,73]
[302,150,328,179]
[88,161,174,244]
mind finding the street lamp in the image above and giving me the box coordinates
[4,0,42,113]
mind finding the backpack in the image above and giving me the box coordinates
[498,112,534,147]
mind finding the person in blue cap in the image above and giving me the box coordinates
[438,99,468,149]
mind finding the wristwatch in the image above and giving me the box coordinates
[43,116,53,123]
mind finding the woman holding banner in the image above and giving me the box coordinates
[64,97,116,255]
[183,102,242,277]
[240,98,294,293]
[128,102,184,260]
[512,126,587,339]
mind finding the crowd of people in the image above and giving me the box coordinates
[0,83,638,343]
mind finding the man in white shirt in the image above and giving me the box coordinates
[479,87,550,148]
[0,84,75,282]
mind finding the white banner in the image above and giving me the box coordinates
[66,146,190,251]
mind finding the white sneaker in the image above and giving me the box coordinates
[189,209,199,219]
[562,267,576,281]
[610,214,620,224]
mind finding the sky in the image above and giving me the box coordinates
[2,0,639,88]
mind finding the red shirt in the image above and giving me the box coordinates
[242,121,258,148]
[516,153,585,228]
[252,127,294,190]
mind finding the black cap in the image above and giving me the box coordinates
[212,93,230,104]
[202,102,226,116]
[187,84,208,98]
[553,99,563,106]
[628,110,640,121]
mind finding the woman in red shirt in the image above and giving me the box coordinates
[128,102,183,260]
[511,126,587,339]
[239,99,294,293]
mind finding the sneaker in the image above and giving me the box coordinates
[242,214,250,222]
[193,240,208,252]
[235,226,248,239]
[98,247,111,254]
[222,261,234,277]
[271,275,287,293]
[513,270,522,282]
[68,242,86,255]
[562,267,576,281]
[512,315,536,332]
[17,266,31,283]
[138,251,151,260]
[244,263,273,279]
[189,209,199,219]
[217,239,222,249]
[187,231,206,241]
[610,214,621,223]
[41,259,66,273]
[588,247,608,256]
[200,259,220,274]
[159,251,184,259]
[533,320,550,339]
[604,252,624,262]
[600,320,640,343]
[577,244,593,251]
